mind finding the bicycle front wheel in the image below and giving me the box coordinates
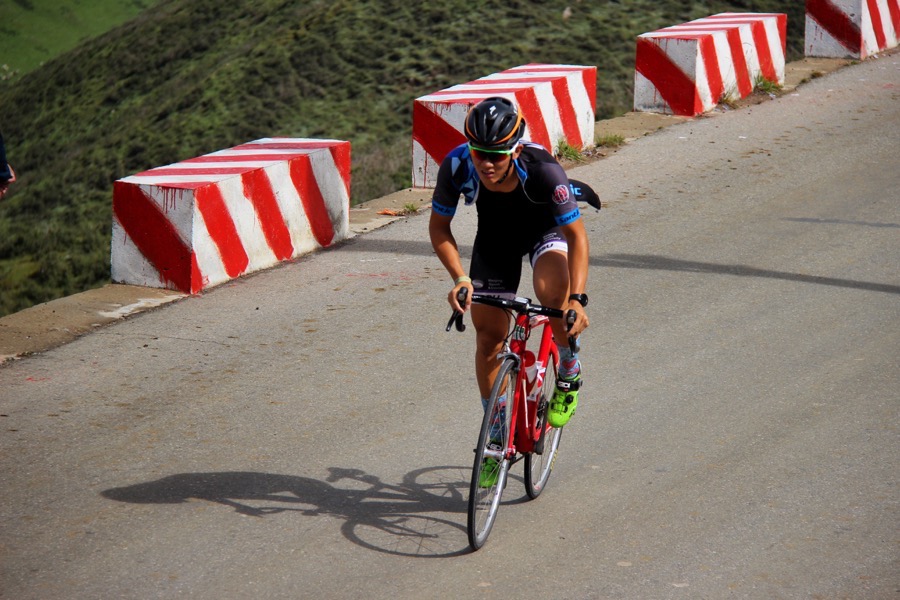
[468,357,516,550]
[525,354,563,499]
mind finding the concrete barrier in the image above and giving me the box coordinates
[805,0,899,58]
[412,64,597,188]
[112,138,351,294]
[635,13,787,116]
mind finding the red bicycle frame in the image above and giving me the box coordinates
[507,313,559,456]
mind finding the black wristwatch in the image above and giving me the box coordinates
[569,293,589,307]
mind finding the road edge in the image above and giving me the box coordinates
[0,56,854,364]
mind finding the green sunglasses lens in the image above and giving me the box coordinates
[469,144,514,161]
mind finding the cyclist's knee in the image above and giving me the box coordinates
[474,329,504,358]
[536,286,567,311]
[472,305,507,335]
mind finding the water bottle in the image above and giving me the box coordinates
[523,351,537,389]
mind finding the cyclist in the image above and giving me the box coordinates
[429,96,591,436]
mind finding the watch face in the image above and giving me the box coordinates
[570,294,588,307]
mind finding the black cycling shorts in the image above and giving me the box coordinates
[470,228,567,294]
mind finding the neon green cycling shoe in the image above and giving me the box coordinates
[548,373,582,428]
[478,456,500,488]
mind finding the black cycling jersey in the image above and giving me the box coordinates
[431,142,582,293]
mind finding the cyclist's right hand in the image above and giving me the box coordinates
[565,308,584,353]
[450,281,473,313]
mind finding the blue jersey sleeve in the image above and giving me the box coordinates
[431,144,482,217]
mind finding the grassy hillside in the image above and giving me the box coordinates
[0,0,806,317]
[0,0,156,78]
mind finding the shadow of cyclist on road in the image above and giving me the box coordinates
[101,466,472,557]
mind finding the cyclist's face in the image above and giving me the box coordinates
[471,145,520,187]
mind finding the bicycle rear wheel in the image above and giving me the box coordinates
[468,357,516,550]
[525,353,563,499]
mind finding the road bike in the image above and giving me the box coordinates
[447,290,578,550]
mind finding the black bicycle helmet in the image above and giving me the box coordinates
[464,97,526,150]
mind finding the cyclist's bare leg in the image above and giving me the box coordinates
[532,249,571,345]
[471,304,509,400]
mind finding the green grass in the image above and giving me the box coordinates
[0,0,157,77]
[596,134,626,148]
[556,140,585,163]
[754,75,784,95]
[0,0,809,317]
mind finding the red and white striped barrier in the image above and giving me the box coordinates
[112,138,351,294]
[412,64,597,188]
[805,0,899,58]
[634,13,787,116]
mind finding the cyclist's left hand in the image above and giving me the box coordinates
[566,301,589,337]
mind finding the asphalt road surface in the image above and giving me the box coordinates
[1,56,898,599]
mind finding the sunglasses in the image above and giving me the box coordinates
[468,144,515,163]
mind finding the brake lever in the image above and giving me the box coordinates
[446,310,465,332]
[445,287,470,332]
[565,309,580,353]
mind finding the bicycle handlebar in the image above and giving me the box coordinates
[446,289,581,353]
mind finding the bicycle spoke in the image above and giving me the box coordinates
[525,348,562,499]
[468,358,516,550]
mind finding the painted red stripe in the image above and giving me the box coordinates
[431,87,534,96]
[888,0,900,38]
[194,184,249,278]
[145,167,254,176]
[125,180,213,190]
[867,0,888,50]
[680,19,768,26]
[469,76,572,85]
[506,64,588,73]
[183,154,311,163]
[699,35,724,104]
[189,254,203,293]
[807,0,862,52]
[328,142,352,200]
[241,169,294,261]
[289,155,335,247]
[412,101,466,165]
[112,181,196,293]
[635,37,701,116]
[662,24,745,31]
[233,141,339,151]
[645,32,727,40]
[725,28,753,97]
[582,68,597,114]
[514,88,552,151]
[419,95,500,106]
[702,13,783,19]
[421,89,554,153]
[749,21,777,82]
[703,14,786,45]
[551,78,583,148]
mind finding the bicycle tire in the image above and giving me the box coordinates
[524,349,563,499]
[467,357,516,550]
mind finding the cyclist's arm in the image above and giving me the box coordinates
[560,218,590,336]
[429,211,472,312]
